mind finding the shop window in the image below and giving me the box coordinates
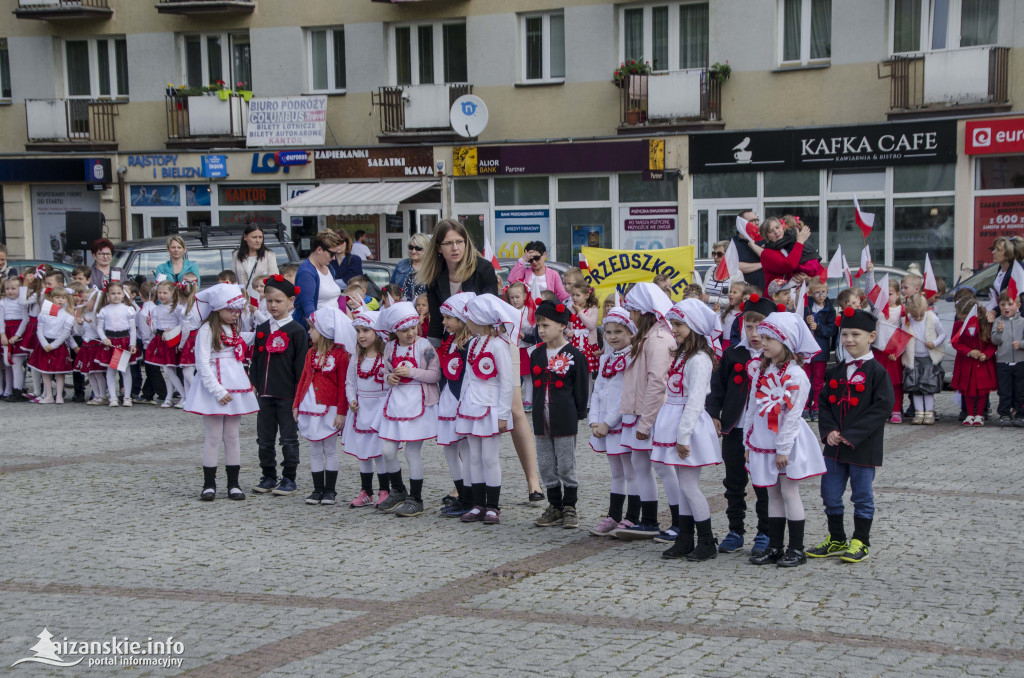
[219,211,282,227]
[65,37,129,99]
[0,39,11,100]
[619,172,679,202]
[454,178,488,203]
[558,177,609,202]
[976,156,1024,191]
[826,198,885,271]
[893,197,955,281]
[391,20,467,86]
[521,12,565,83]
[182,32,250,90]
[308,27,346,93]
[494,177,548,206]
[779,0,831,65]
[894,163,955,193]
[692,172,755,199]
[764,170,818,197]
[620,3,710,73]
[764,201,821,235]
[556,207,612,265]
[830,169,884,193]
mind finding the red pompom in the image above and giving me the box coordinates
[532,365,541,375]
[733,375,744,384]
[777,304,786,312]
[733,363,744,373]
[257,332,265,339]
[555,380,564,389]
[855,384,865,393]
[850,397,860,406]
[739,302,747,311]
[829,379,838,389]
[258,346,265,352]
[533,379,541,388]
[555,303,566,314]
[834,317,842,327]
[262,277,269,285]
[274,274,284,282]
[828,395,838,404]
[749,293,760,303]
[843,306,855,318]
[293,286,301,294]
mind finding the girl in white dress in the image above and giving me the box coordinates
[94,282,139,407]
[654,299,724,561]
[175,274,201,401]
[343,310,390,508]
[145,281,188,407]
[744,311,827,568]
[182,283,259,502]
[28,289,76,403]
[437,291,477,517]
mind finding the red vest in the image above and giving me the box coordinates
[293,346,350,414]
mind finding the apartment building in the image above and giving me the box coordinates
[0,0,1020,286]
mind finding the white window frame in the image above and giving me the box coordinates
[179,32,249,89]
[519,11,565,84]
[388,20,468,87]
[63,37,129,100]
[306,26,346,94]
[617,2,710,74]
[776,0,831,67]
[888,0,999,55]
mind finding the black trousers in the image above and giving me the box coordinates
[722,427,769,536]
[257,396,300,479]
[72,336,85,397]
[140,362,167,400]
[996,362,1024,416]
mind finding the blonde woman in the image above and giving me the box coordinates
[154,236,200,283]
[392,232,431,300]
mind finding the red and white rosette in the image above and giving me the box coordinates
[266,330,289,354]
[375,363,387,384]
[547,352,573,376]
[442,352,464,380]
[755,371,800,433]
[601,353,628,379]
[667,371,683,395]
[391,353,418,384]
[471,351,497,380]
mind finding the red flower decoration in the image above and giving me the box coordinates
[855,384,865,393]
[555,303,566,314]
[273,274,284,282]
[777,304,786,312]
[749,293,760,303]
[734,363,743,373]
[293,286,301,294]
[828,395,838,404]
[258,346,265,352]
[829,379,838,389]
[534,379,541,388]
[257,332,265,339]
[532,365,541,375]
[266,331,289,354]
[733,375,743,384]
[850,397,860,406]
[262,277,269,285]
[555,380,564,389]
[834,317,842,326]
[740,302,747,311]
[843,307,855,318]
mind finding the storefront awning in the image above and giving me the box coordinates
[281,181,439,216]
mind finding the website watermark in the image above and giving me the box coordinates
[12,628,185,669]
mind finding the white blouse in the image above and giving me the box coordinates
[675,351,713,446]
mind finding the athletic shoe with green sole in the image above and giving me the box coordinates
[806,536,849,558]
[840,538,870,563]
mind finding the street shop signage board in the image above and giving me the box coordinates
[965,118,1024,155]
[453,139,665,176]
[247,96,327,148]
[689,120,957,173]
[974,196,1024,268]
[580,245,695,302]
[315,148,434,179]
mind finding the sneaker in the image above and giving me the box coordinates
[613,519,635,531]
[305,490,323,505]
[108,399,119,407]
[121,398,132,407]
[776,548,807,568]
[132,396,147,404]
[889,412,902,424]
[320,491,337,505]
[460,505,484,522]
[200,487,215,501]
[482,508,500,525]
[174,402,185,409]
[807,535,849,558]
[749,546,783,565]
[87,398,105,406]
[750,533,770,557]
[922,411,935,425]
[589,516,620,536]
[528,491,544,503]
[272,478,297,496]
[441,502,469,517]
[523,402,532,413]
[612,523,661,540]
[972,415,984,427]
[718,531,745,553]
[374,490,390,507]
[349,490,374,507]
[227,487,245,501]
[253,476,278,493]
[839,538,870,563]
[998,415,1012,427]
[376,490,407,513]
[562,506,579,529]
[394,498,425,517]
[534,504,563,527]
[963,415,975,427]
[160,399,173,408]
[911,412,924,425]
[653,526,679,544]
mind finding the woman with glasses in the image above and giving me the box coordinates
[327,230,364,286]
[704,240,731,310]
[390,233,431,301]
[292,230,346,329]
[88,238,124,290]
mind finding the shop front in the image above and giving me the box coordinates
[450,138,679,267]
[689,120,958,284]
[965,117,1024,273]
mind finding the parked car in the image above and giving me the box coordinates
[934,263,1003,384]
[113,224,299,288]
[361,261,396,291]
[6,259,76,278]
[497,257,570,288]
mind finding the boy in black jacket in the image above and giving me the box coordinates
[813,308,894,563]
[249,276,309,496]
[706,294,776,556]
[530,300,589,529]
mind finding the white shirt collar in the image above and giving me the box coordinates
[270,316,293,332]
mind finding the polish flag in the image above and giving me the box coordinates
[877,323,912,357]
[163,324,183,348]
[826,244,845,280]
[1008,260,1024,300]
[923,254,939,299]
[110,269,122,282]
[483,236,501,271]
[714,240,741,282]
[986,288,1000,312]
[42,300,61,317]
[955,304,980,341]
[853,195,875,239]
[867,274,890,319]
[249,294,260,308]
[794,280,808,318]
[842,255,853,288]
[614,290,622,307]
[736,215,760,243]
[579,252,590,272]
[107,346,132,373]
[855,245,871,278]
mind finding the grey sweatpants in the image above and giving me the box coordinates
[535,434,578,489]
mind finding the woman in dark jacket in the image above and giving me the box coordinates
[327,229,363,285]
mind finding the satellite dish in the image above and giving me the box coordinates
[450,94,488,138]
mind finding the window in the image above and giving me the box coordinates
[0,39,10,100]
[891,0,998,54]
[779,0,831,65]
[494,177,548,206]
[521,12,565,83]
[619,3,710,73]
[64,38,129,98]
[391,21,467,86]
[308,27,346,92]
[182,33,250,89]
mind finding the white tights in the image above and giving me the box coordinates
[522,377,533,405]
[106,367,131,403]
[766,475,805,521]
[29,369,40,396]
[37,371,65,401]
[182,365,195,394]
[654,461,682,507]
[381,439,424,480]
[202,415,241,467]
[162,366,185,400]
[466,435,501,487]
[88,373,107,399]
[8,356,26,391]
[607,454,637,496]
[913,394,935,412]
[358,457,387,474]
[628,449,659,501]
[444,439,467,483]
[675,466,711,521]
[308,435,339,473]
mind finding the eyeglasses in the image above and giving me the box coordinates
[328,247,345,256]
[440,239,465,249]
[712,251,725,258]
[408,245,424,252]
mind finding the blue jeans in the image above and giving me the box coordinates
[820,456,875,519]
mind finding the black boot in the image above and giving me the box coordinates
[306,471,325,504]
[225,465,245,500]
[200,466,217,501]
[852,516,873,547]
[662,515,695,559]
[321,471,338,505]
[827,513,847,543]
[687,519,718,561]
[624,495,641,524]
[777,520,807,567]
[750,517,786,565]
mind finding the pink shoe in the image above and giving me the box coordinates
[589,516,619,536]
[613,519,635,530]
[889,412,902,424]
[349,490,374,508]
[373,490,389,507]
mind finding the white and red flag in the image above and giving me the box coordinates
[867,274,890,319]
[955,303,980,341]
[107,347,132,373]
[855,245,871,278]
[714,240,741,282]
[853,195,875,239]
[736,215,760,243]
[923,254,939,299]
[483,236,501,271]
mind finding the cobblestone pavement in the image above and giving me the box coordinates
[1,399,1022,677]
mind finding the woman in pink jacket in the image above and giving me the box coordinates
[508,242,569,304]
[613,283,676,540]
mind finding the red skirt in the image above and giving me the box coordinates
[94,335,139,369]
[73,340,105,374]
[872,347,903,387]
[519,347,530,376]
[29,342,73,374]
[18,317,39,354]
[145,334,180,366]
[571,335,600,373]
[178,330,197,366]
[951,358,997,396]
[4,319,24,341]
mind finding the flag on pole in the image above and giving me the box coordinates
[867,274,890,318]
[249,294,260,308]
[1008,260,1024,300]
[876,322,912,357]
[955,304,980,341]
[986,288,1000,312]
[853,195,875,239]
[482,236,501,271]
[107,347,132,373]
[855,245,872,278]
[690,267,704,291]
[842,255,853,288]
[794,280,808,318]
[42,300,60,317]
[714,240,741,282]
[736,215,760,243]
[579,252,590,272]
[923,254,938,298]
[826,244,845,279]
[163,324,183,348]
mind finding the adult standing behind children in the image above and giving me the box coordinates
[293,230,346,329]
[230,225,279,295]
[508,241,569,304]
[154,236,201,284]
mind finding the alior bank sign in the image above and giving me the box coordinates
[965,118,1024,155]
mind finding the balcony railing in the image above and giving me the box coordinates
[25,99,119,148]
[374,83,472,141]
[156,0,255,15]
[165,95,248,148]
[618,71,721,131]
[15,0,112,20]
[889,46,1009,111]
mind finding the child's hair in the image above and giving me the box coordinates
[71,265,91,280]
[26,265,52,298]
[683,283,703,299]
[504,282,528,304]
[357,328,385,363]
[998,291,1019,305]
[673,325,718,368]
[934,277,947,297]
[174,278,199,313]
[45,285,72,312]
[123,280,139,297]
[807,278,828,293]
[310,328,334,355]
[630,311,659,358]
[97,281,130,312]
[347,275,371,289]
[139,281,156,302]
[742,310,767,324]
[381,283,402,304]
[722,281,748,320]
[539,290,558,302]
[204,309,236,352]
[4,276,21,292]
[952,288,974,306]
[652,273,670,287]
[344,283,365,300]
[836,287,866,309]
[156,280,176,298]
[415,292,428,312]
[67,281,87,298]
[443,313,473,349]
[570,282,598,308]
[904,294,928,318]
[902,273,923,293]
[562,267,585,288]
[760,343,801,371]
[889,278,901,298]
[46,270,66,286]
[745,284,762,298]
[969,300,993,342]
[954,297,973,320]
[217,270,237,283]
[279,263,299,279]
[602,294,615,312]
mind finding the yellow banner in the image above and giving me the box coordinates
[581,245,696,303]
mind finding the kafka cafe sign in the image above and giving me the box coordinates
[688,120,957,174]
[124,152,315,182]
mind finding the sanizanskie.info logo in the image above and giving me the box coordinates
[12,628,185,669]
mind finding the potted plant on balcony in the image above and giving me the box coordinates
[709,61,732,83]
[235,81,252,102]
[612,60,652,87]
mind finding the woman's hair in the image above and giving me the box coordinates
[630,311,659,358]
[760,343,800,371]
[570,282,598,308]
[905,294,928,318]
[311,229,344,256]
[408,232,430,251]
[758,216,784,242]
[712,239,729,252]
[71,265,91,280]
[672,326,718,369]
[90,238,115,256]
[356,327,385,363]
[166,235,187,255]
[993,236,1017,262]
[236,224,268,262]
[97,281,130,312]
[418,219,479,286]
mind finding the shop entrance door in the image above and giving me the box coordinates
[146,213,183,239]
[692,201,760,260]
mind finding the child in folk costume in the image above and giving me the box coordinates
[813,309,895,563]
[94,282,139,407]
[72,287,107,405]
[589,308,638,536]
[373,301,442,518]
[145,281,188,408]
[457,295,519,525]
[175,274,201,400]
[436,291,477,517]
[902,294,945,426]
[343,310,390,508]
[951,299,997,427]
[655,299,724,562]
[294,307,353,506]
[250,276,309,497]
[1,277,29,401]
[19,266,49,400]
[744,312,827,568]
[504,282,534,410]
[871,278,906,424]
[613,283,676,540]
[183,283,259,501]
[568,282,600,376]
[530,300,589,529]
[27,288,76,404]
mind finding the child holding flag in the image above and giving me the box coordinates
[902,295,945,425]
[951,299,996,427]
[803,278,836,422]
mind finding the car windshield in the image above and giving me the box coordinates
[362,266,391,289]
[950,264,998,298]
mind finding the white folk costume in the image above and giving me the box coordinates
[144,302,183,366]
[94,302,139,368]
[295,308,353,442]
[17,287,42,355]
[373,301,441,443]
[743,312,826,487]
[455,297,516,439]
[589,308,634,455]
[28,300,76,374]
[342,310,388,460]
[620,283,675,454]
[437,292,476,446]
[176,301,202,367]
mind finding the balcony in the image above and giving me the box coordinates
[617,71,723,135]
[165,94,248,149]
[25,99,119,151]
[374,83,472,143]
[156,0,254,15]
[887,46,1010,118]
[14,0,112,21]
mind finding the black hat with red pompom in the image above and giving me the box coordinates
[839,307,876,333]
[740,293,778,318]
[535,299,572,326]
[263,274,296,298]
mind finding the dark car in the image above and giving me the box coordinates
[361,262,396,291]
[6,259,76,278]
